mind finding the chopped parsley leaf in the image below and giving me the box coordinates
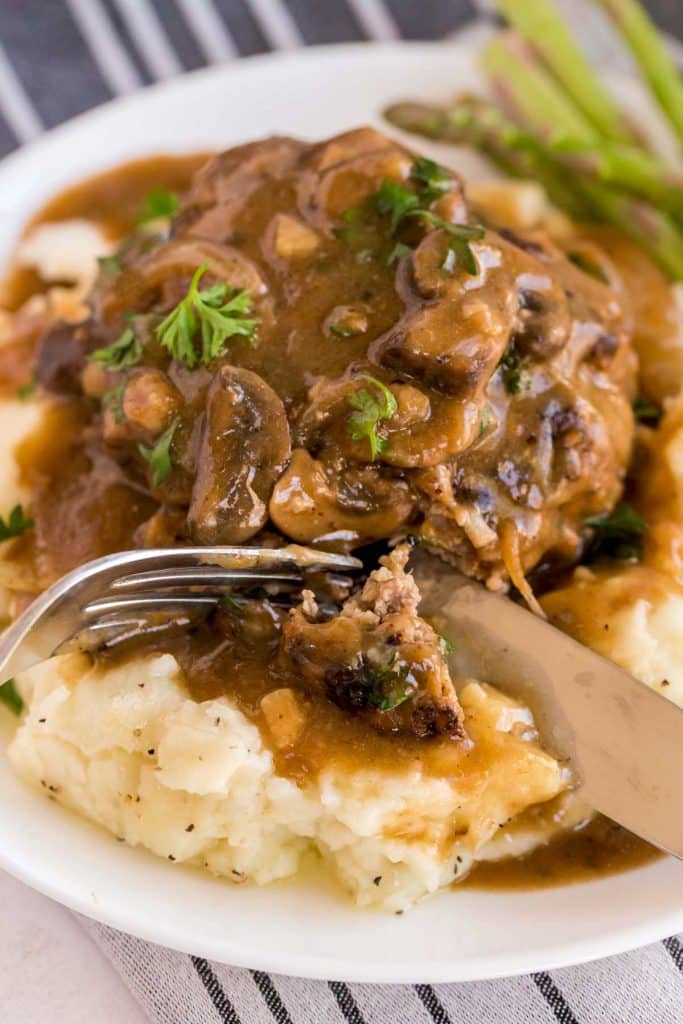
[633,396,661,426]
[347,374,397,461]
[329,322,353,337]
[137,189,179,225]
[387,241,412,265]
[101,382,126,423]
[438,634,457,658]
[499,347,529,395]
[16,374,36,400]
[339,161,483,275]
[138,418,179,487]
[586,503,645,561]
[89,326,142,371]
[97,254,122,275]
[156,263,258,368]
[219,593,243,615]
[0,678,23,715]
[363,652,414,712]
[409,155,454,204]
[372,179,421,232]
[0,505,33,541]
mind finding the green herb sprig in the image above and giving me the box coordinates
[438,635,457,659]
[101,382,126,423]
[16,374,36,400]
[97,254,122,276]
[89,327,142,372]
[499,346,530,395]
[586,503,645,561]
[156,263,259,368]
[633,396,661,425]
[362,652,414,712]
[0,678,23,715]
[138,418,179,487]
[347,375,397,461]
[137,189,179,225]
[0,505,33,541]
[338,157,484,275]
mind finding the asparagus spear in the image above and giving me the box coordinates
[580,180,683,278]
[482,34,683,216]
[552,138,683,218]
[385,98,683,278]
[482,34,596,142]
[494,0,635,143]
[593,0,683,143]
[385,99,590,217]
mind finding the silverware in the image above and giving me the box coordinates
[410,547,683,861]
[3,539,681,861]
[0,545,361,684]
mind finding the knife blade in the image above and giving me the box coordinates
[410,548,683,859]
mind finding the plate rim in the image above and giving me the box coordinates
[1,835,682,983]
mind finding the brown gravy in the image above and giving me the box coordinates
[4,152,665,892]
[1,152,209,310]
[465,816,660,891]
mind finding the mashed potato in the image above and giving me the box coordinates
[542,382,683,711]
[8,651,567,911]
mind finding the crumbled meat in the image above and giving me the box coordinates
[280,544,465,739]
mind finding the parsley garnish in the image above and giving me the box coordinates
[16,374,36,400]
[338,160,484,275]
[347,375,397,461]
[97,254,122,275]
[89,326,142,371]
[219,593,243,615]
[102,382,126,423]
[387,241,412,265]
[0,505,33,541]
[137,189,179,225]
[138,417,179,487]
[362,652,414,712]
[438,634,457,658]
[633,396,661,426]
[0,678,23,715]
[373,179,421,232]
[409,156,454,203]
[499,347,529,395]
[586,503,645,561]
[156,263,259,368]
[329,323,353,337]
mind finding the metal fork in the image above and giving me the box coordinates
[0,545,361,686]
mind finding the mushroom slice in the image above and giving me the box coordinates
[269,448,415,547]
[188,366,291,544]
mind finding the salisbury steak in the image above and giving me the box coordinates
[36,127,636,589]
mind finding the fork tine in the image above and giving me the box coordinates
[83,595,218,617]
[111,567,301,590]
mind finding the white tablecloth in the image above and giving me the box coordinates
[0,871,146,1023]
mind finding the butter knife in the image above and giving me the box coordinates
[411,547,683,859]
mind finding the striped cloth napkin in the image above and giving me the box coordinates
[0,1,682,1021]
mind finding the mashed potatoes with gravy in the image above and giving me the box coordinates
[2,195,683,911]
[8,650,566,911]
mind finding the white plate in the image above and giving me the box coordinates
[0,40,682,984]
